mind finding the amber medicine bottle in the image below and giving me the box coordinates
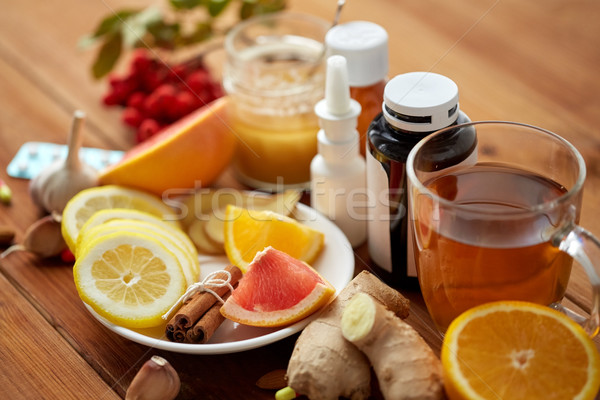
[325,21,388,157]
[366,72,475,288]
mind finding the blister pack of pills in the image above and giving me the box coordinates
[6,142,125,180]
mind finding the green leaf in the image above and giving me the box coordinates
[133,6,163,26]
[90,10,139,39]
[121,6,163,47]
[83,0,288,78]
[208,0,231,17]
[122,22,147,48]
[79,9,139,49]
[263,0,287,13]
[78,34,98,50]
[147,21,181,49]
[181,22,212,45]
[92,32,123,79]
[240,0,286,20]
[169,0,204,10]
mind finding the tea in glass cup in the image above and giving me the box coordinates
[407,121,600,335]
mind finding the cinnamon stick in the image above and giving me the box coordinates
[185,291,231,344]
[172,328,187,343]
[165,265,242,340]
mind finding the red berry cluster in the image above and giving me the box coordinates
[103,50,223,143]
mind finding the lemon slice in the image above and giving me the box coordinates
[76,208,195,260]
[61,185,180,252]
[78,220,200,286]
[224,205,324,272]
[74,231,187,328]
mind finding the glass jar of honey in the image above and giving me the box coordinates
[223,12,329,191]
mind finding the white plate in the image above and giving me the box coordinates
[84,203,355,355]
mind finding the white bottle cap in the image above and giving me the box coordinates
[325,21,389,88]
[383,72,459,132]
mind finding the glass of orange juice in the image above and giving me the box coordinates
[407,121,600,336]
[223,12,328,191]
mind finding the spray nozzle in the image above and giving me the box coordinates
[325,55,352,115]
[314,55,361,144]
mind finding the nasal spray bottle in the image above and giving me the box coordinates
[310,55,367,247]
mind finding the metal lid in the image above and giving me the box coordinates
[383,72,459,132]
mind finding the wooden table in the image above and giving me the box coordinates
[1,0,599,398]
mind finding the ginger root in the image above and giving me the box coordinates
[341,292,444,400]
[286,271,410,400]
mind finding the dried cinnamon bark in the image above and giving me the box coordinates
[172,329,187,343]
[185,291,232,344]
[166,265,242,343]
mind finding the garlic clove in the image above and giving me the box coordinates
[29,110,98,214]
[0,214,66,259]
[126,356,180,400]
[23,214,67,258]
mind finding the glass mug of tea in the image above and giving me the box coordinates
[406,121,600,335]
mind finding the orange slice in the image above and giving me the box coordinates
[442,301,600,400]
[98,97,235,196]
[223,205,324,272]
[220,247,335,327]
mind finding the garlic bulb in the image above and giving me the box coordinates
[126,356,181,400]
[29,110,98,214]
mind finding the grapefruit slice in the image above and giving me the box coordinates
[98,97,235,196]
[220,247,335,327]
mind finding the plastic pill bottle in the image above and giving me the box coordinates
[366,71,476,288]
[325,21,388,157]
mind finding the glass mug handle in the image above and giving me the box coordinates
[551,209,600,337]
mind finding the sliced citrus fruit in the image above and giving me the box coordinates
[178,188,302,230]
[442,301,600,400]
[182,189,302,255]
[98,97,235,196]
[74,231,187,328]
[224,205,324,272]
[220,247,335,327]
[76,208,193,257]
[61,185,180,252]
[78,220,200,286]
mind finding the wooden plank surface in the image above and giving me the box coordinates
[0,0,599,398]
[0,269,121,399]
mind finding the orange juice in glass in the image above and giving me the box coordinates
[223,12,328,190]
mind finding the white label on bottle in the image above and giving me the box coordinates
[366,150,392,273]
